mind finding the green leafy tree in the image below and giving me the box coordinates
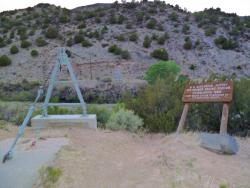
[145,60,181,84]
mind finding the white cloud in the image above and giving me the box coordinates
[0,0,249,16]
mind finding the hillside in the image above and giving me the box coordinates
[0,2,250,84]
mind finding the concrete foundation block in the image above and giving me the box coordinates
[31,114,97,129]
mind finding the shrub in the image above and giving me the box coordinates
[189,64,197,70]
[35,37,47,47]
[59,15,69,23]
[146,19,157,29]
[39,166,62,188]
[106,108,143,132]
[115,34,126,41]
[145,60,181,84]
[205,27,216,36]
[20,40,31,48]
[157,35,167,45]
[66,37,73,47]
[108,45,121,55]
[151,48,168,60]
[169,12,178,21]
[183,37,192,50]
[182,24,190,34]
[45,26,58,39]
[123,76,185,133]
[143,35,152,48]
[74,34,84,44]
[81,39,92,47]
[10,45,19,54]
[214,36,237,50]
[87,105,111,127]
[0,55,11,66]
[117,15,125,24]
[31,49,38,57]
[121,50,131,59]
[129,32,138,42]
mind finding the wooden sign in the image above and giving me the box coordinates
[177,81,233,134]
[182,81,233,103]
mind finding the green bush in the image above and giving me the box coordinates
[183,37,192,50]
[157,35,167,45]
[39,166,62,188]
[10,45,19,54]
[214,36,238,50]
[87,105,111,127]
[145,60,181,84]
[35,37,48,47]
[143,35,152,48]
[0,55,11,66]
[146,19,157,29]
[205,27,216,36]
[74,34,84,44]
[66,37,73,47]
[123,76,185,133]
[115,34,126,41]
[45,26,58,39]
[129,32,138,42]
[108,45,121,54]
[182,24,190,34]
[121,50,131,59]
[59,15,69,23]
[31,49,39,57]
[106,108,143,132]
[169,12,178,21]
[81,39,92,47]
[20,40,31,48]
[151,48,169,60]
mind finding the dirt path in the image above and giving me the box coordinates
[29,128,250,188]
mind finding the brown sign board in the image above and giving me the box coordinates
[182,81,233,103]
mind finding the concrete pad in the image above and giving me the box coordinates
[31,114,97,129]
[0,137,68,188]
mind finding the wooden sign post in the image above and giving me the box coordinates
[177,81,233,134]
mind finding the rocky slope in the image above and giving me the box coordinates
[0,2,250,84]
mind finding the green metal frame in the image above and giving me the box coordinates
[42,48,87,116]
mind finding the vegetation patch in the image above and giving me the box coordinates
[0,55,11,66]
[39,166,62,188]
[151,48,169,60]
[10,45,19,54]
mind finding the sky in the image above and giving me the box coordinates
[0,0,249,16]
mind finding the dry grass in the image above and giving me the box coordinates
[1,126,250,188]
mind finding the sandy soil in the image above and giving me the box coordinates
[1,127,250,188]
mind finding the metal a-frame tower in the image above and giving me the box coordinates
[42,48,87,116]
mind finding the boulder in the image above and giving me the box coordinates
[199,133,239,154]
